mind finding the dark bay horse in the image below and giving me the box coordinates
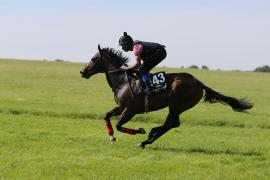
[80,45,253,148]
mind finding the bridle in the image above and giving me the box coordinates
[106,68,123,74]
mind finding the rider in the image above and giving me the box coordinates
[119,32,167,94]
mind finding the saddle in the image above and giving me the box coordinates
[127,71,167,94]
[147,71,167,93]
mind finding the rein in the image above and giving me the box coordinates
[106,68,123,74]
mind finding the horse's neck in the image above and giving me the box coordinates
[104,62,140,99]
[105,72,126,91]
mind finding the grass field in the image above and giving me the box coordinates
[0,59,270,179]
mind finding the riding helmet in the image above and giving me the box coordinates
[119,32,133,46]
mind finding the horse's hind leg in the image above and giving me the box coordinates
[138,109,180,148]
[104,106,123,143]
[148,125,163,139]
[116,108,146,135]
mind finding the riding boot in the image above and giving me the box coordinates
[141,73,152,95]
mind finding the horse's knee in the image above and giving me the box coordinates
[104,107,122,120]
[116,123,122,131]
[104,112,111,120]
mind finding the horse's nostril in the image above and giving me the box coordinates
[80,70,83,74]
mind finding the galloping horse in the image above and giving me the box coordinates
[80,45,253,148]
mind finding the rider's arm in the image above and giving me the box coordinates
[126,55,141,70]
[128,44,143,70]
[123,44,143,71]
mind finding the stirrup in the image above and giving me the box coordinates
[143,88,151,95]
[139,86,151,95]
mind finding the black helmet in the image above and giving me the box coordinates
[119,32,133,46]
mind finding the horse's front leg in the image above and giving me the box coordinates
[104,106,123,143]
[116,108,146,135]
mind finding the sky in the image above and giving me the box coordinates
[1,0,270,70]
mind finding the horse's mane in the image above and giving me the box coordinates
[102,48,128,67]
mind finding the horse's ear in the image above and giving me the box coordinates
[98,44,102,54]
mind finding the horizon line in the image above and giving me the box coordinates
[1,57,267,72]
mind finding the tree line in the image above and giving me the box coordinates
[185,65,270,72]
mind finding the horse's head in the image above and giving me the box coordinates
[80,45,106,79]
[80,44,128,79]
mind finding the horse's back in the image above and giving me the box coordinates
[166,72,194,80]
[165,72,202,93]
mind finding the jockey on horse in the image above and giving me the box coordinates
[119,32,167,94]
[80,40,253,148]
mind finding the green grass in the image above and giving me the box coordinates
[0,59,270,179]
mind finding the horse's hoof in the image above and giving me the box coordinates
[137,142,145,149]
[138,128,146,134]
[110,136,116,144]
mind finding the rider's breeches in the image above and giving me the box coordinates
[139,47,167,74]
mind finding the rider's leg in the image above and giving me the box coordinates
[140,47,167,73]
[139,47,167,94]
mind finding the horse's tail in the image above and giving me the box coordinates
[197,80,253,112]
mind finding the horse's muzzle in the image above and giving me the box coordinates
[80,70,91,79]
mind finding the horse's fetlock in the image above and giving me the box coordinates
[116,124,122,131]
[172,121,180,128]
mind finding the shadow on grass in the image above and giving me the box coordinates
[148,146,262,157]
[4,109,155,123]
[5,109,102,120]
[2,109,270,130]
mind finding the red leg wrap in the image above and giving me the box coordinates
[121,127,137,135]
[105,121,114,136]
